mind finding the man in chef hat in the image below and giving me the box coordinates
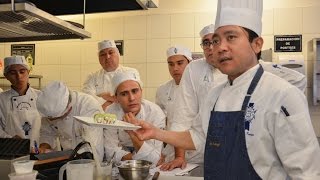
[124,0,320,179]
[103,70,165,166]
[0,55,41,150]
[36,81,104,160]
[82,40,140,111]
[154,45,202,168]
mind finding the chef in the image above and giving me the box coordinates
[104,70,165,166]
[169,23,307,170]
[82,40,140,110]
[36,81,104,161]
[0,55,41,149]
[126,0,320,179]
[155,46,203,168]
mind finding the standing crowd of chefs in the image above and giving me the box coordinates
[0,0,320,179]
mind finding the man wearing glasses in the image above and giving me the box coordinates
[163,24,307,170]
[36,81,104,160]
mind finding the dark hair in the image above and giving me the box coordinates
[243,27,261,60]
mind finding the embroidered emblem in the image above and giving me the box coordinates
[174,48,178,54]
[17,102,31,110]
[244,103,257,135]
[203,75,209,82]
[22,122,32,136]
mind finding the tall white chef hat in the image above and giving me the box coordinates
[98,40,117,52]
[199,24,215,39]
[166,45,193,61]
[36,81,70,118]
[214,0,263,36]
[3,55,30,75]
[112,70,142,95]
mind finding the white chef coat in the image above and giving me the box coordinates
[172,59,307,132]
[104,99,165,166]
[155,79,204,163]
[82,65,140,105]
[39,91,104,161]
[0,87,41,149]
[191,64,320,180]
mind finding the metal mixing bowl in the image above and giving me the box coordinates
[118,160,152,180]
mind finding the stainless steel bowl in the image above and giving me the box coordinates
[118,160,152,180]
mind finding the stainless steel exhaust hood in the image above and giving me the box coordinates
[0,2,91,42]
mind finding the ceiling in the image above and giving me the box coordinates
[1,0,145,16]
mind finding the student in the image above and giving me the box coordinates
[103,70,165,166]
[0,56,41,149]
[36,81,104,161]
[126,0,320,179]
[82,40,140,110]
[155,46,203,169]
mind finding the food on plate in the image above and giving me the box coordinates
[94,113,117,124]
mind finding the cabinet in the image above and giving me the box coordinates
[308,38,320,105]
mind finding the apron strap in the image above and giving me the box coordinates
[241,65,264,111]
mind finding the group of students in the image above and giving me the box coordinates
[1,0,320,179]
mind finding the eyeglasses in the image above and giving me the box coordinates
[200,40,215,50]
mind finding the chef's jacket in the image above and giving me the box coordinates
[172,59,307,132]
[0,87,41,148]
[191,64,320,179]
[39,91,104,161]
[104,99,165,165]
[155,79,204,163]
[82,65,140,105]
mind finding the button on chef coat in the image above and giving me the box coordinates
[192,64,320,179]
[82,65,140,105]
[39,91,104,161]
[104,99,165,166]
[0,87,41,149]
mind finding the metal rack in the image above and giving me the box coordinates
[308,38,320,105]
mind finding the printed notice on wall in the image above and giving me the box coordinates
[11,44,35,64]
[274,35,302,52]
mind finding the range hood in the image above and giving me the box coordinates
[0,2,91,42]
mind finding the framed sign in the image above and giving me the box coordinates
[274,35,302,52]
[115,40,124,56]
[11,44,35,65]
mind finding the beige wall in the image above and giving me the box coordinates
[0,0,320,134]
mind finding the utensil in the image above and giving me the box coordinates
[118,160,152,180]
[152,171,160,180]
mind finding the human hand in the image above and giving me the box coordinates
[156,154,166,167]
[123,112,157,141]
[102,101,113,110]
[12,135,22,139]
[160,156,187,171]
[98,92,115,102]
[38,143,53,154]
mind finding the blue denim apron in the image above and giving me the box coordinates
[204,65,263,180]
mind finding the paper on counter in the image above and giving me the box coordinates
[150,163,199,176]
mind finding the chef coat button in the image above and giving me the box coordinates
[13,98,16,101]
[31,98,33,101]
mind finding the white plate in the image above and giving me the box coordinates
[73,116,141,130]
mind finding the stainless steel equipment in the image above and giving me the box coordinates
[118,160,152,180]
[0,2,91,42]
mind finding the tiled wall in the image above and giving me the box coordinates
[0,0,320,136]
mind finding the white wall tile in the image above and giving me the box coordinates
[274,8,303,34]
[262,35,275,54]
[170,38,195,51]
[83,18,103,41]
[81,42,98,65]
[40,44,62,65]
[171,13,195,38]
[36,65,61,85]
[303,7,320,34]
[145,87,158,103]
[61,65,81,87]
[60,43,82,65]
[146,63,171,87]
[262,9,274,35]
[124,16,147,40]
[147,15,171,39]
[194,37,203,52]
[194,12,216,37]
[147,39,171,63]
[123,40,147,63]
[102,17,124,40]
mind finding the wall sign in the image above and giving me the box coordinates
[274,35,302,52]
[115,40,123,56]
[11,44,35,65]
